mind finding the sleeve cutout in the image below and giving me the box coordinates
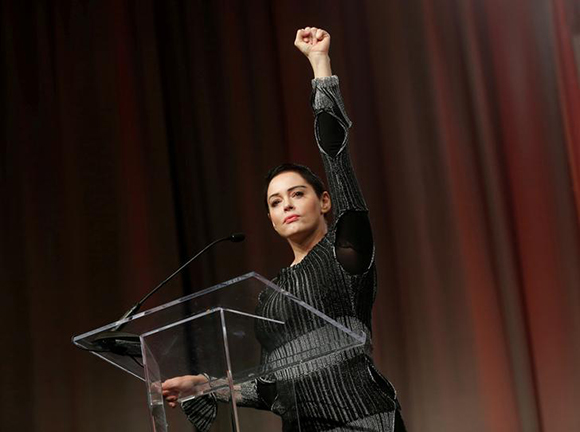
[316,111,346,158]
[335,211,374,274]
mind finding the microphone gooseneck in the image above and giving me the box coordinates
[90,232,245,356]
[119,232,245,325]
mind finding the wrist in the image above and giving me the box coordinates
[308,54,332,78]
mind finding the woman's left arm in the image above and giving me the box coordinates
[295,27,374,274]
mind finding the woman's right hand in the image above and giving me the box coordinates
[162,374,209,408]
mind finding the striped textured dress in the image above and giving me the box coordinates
[183,76,405,432]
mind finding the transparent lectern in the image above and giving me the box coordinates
[73,272,366,431]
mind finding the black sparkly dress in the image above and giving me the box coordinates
[183,76,405,432]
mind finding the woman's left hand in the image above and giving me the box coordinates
[294,27,332,78]
[294,27,330,59]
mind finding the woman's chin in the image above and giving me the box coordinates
[279,225,306,240]
[285,226,322,244]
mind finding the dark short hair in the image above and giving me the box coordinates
[264,163,327,211]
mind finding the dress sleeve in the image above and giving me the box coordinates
[312,76,374,274]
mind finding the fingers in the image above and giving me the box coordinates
[162,385,181,410]
[163,392,178,409]
[295,27,329,45]
[163,393,178,402]
[296,27,311,45]
[161,376,188,406]
[307,27,328,43]
[163,391,179,408]
[295,28,306,46]
[162,388,179,401]
[308,27,318,45]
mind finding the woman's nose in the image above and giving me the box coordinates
[284,201,294,211]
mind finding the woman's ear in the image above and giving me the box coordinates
[320,191,332,215]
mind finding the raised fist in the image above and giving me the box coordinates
[294,27,330,59]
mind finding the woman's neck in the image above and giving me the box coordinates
[288,224,328,266]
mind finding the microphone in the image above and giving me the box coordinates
[90,232,245,356]
[229,232,245,242]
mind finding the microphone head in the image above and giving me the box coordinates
[229,232,246,243]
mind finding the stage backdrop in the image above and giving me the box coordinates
[2,1,580,431]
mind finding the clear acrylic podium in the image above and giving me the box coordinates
[73,272,366,431]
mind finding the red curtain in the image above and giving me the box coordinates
[2,1,579,431]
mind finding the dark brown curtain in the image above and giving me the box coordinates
[2,1,580,431]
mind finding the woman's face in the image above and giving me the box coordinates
[266,171,331,242]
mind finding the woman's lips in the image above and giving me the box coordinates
[284,215,299,224]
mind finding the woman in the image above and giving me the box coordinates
[163,27,406,432]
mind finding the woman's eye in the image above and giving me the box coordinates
[270,200,281,207]
[293,191,304,198]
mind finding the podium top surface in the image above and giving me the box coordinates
[73,272,366,391]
